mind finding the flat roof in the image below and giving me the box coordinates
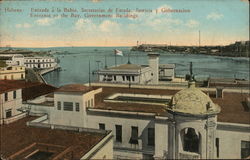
[109,63,144,70]
[56,84,92,94]
[93,85,250,124]
[28,101,54,107]
[212,92,250,125]
[159,64,176,69]
[93,86,178,115]
[0,116,106,160]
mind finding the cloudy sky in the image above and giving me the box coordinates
[0,0,249,47]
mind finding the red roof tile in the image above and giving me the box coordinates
[56,84,92,93]
[0,80,57,101]
[0,116,105,160]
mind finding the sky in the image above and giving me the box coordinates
[0,0,249,47]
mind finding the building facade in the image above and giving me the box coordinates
[0,84,25,124]
[0,65,25,80]
[0,54,58,69]
[97,53,175,85]
[159,64,175,81]
[24,56,57,69]
[25,82,250,159]
[97,63,153,84]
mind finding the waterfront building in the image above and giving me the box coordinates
[24,81,250,159]
[97,63,152,84]
[97,53,174,85]
[0,65,25,80]
[0,116,113,160]
[159,64,175,81]
[24,56,58,69]
[0,54,58,69]
[0,54,25,66]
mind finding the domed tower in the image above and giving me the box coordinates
[166,64,220,159]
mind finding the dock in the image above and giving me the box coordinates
[39,65,61,76]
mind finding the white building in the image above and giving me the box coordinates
[24,56,57,69]
[0,65,25,80]
[0,54,58,69]
[0,81,26,124]
[50,84,102,127]
[97,63,152,84]
[97,53,175,85]
[159,64,175,81]
[0,54,25,66]
[24,82,250,159]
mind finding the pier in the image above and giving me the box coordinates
[39,65,61,76]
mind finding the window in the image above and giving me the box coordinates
[6,109,12,118]
[75,103,80,112]
[91,99,93,107]
[132,76,135,81]
[88,100,90,107]
[114,76,116,81]
[99,123,105,130]
[126,76,130,81]
[115,125,122,142]
[63,102,73,111]
[183,128,200,153]
[13,91,16,99]
[21,74,24,79]
[57,101,61,110]
[4,93,8,101]
[129,126,138,144]
[216,138,219,158]
[148,128,155,146]
[241,141,250,159]
[122,76,125,81]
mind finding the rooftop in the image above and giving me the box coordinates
[159,64,176,69]
[0,80,57,100]
[93,86,178,115]
[92,85,249,124]
[56,84,92,94]
[212,92,250,124]
[0,116,106,160]
[109,63,144,70]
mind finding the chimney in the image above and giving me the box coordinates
[148,53,160,84]
[216,87,223,98]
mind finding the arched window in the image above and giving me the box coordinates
[181,128,200,153]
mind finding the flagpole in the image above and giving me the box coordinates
[89,60,91,87]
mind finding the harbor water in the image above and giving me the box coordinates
[31,47,250,87]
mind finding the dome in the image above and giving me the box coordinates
[168,82,220,115]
